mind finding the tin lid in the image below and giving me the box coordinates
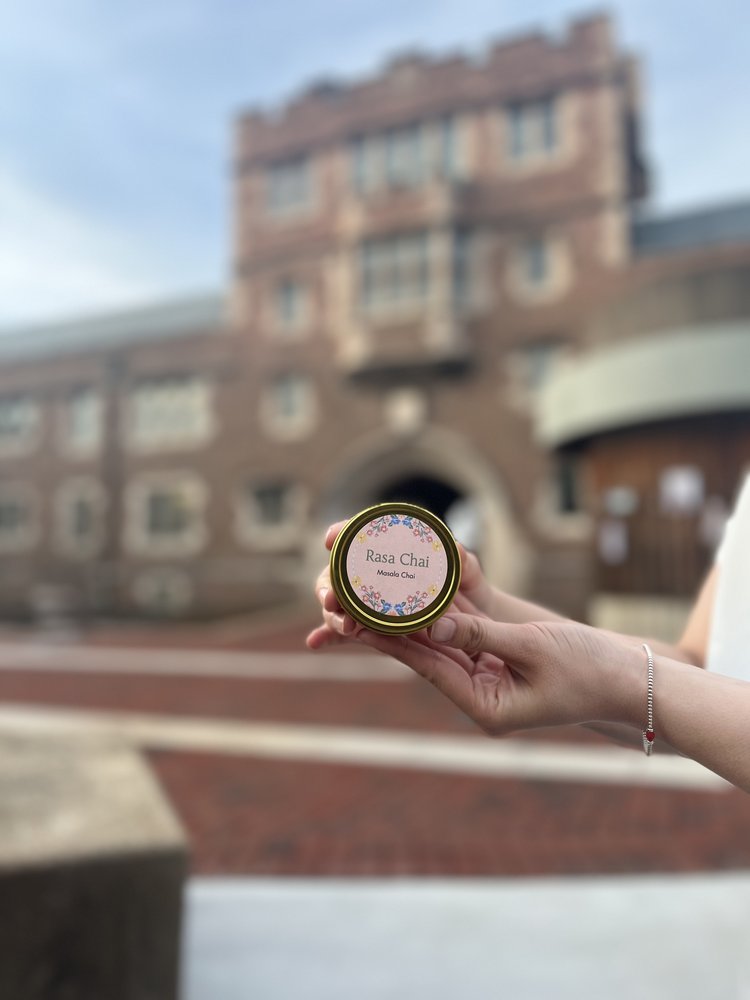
[329,502,462,635]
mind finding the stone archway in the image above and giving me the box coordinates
[315,427,530,594]
[371,473,481,554]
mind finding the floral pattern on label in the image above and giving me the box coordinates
[355,513,442,548]
[359,585,432,617]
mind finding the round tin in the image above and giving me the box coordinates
[329,502,461,635]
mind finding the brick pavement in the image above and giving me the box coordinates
[0,632,748,878]
[0,662,605,742]
[0,606,322,653]
[149,751,750,877]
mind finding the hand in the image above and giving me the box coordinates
[305,521,493,651]
[354,613,643,736]
[306,521,361,651]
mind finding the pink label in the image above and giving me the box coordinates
[345,513,449,617]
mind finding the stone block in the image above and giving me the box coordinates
[0,731,187,1000]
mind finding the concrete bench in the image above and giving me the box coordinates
[0,729,187,1000]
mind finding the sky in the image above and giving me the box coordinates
[2,0,750,327]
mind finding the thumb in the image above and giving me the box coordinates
[429,613,536,664]
[325,521,347,551]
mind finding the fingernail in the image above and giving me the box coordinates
[319,587,329,603]
[430,618,456,643]
[332,613,355,635]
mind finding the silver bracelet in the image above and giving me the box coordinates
[642,642,655,755]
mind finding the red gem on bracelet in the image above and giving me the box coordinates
[646,730,655,743]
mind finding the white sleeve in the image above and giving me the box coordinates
[716,475,750,566]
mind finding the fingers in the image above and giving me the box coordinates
[314,608,360,642]
[306,625,345,650]
[356,630,475,712]
[457,544,483,589]
[306,621,359,650]
[314,531,359,635]
[325,521,348,551]
[314,566,344,618]
[429,613,534,665]
[451,590,488,617]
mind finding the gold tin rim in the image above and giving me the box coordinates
[329,501,462,635]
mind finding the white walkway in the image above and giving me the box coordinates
[184,875,750,1000]
[0,642,412,681]
[0,703,728,790]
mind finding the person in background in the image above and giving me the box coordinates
[307,476,750,793]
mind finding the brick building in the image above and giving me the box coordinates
[539,211,750,637]
[1,13,749,622]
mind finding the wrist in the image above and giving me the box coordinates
[606,641,650,729]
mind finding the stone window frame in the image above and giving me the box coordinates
[235,480,308,550]
[505,232,573,305]
[260,372,318,442]
[59,387,104,458]
[497,91,578,175]
[350,115,465,196]
[507,95,557,160]
[123,374,217,454]
[265,155,315,218]
[272,276,311,338]
[453,227,486,313]
[54,476,107,560]
[0,481,41,554]
[358,230,431,317]
[0,394,42,458]
[124,470,208,558]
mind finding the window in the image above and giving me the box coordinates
[507,96,558,161]
[0,483,38,552]
[261,373,316,440]
[0,396,39,455]
[453,229,474,310]
[556,455,581,514]
[0,497,26,533]
[507,234,571,304]
[439,117,457,179]
[385,124,424,188]
[71,498,93,538]
[275,278,307,332]
[147,491,190,536]
[266,157,311,215]
[272,374,307,420]
[351,117,461,195]
[352,136,379,194]
[55,477,106,558]
[125,473,207,556]
[64,388,102,455]
[360,232,429,312]
[128,376,214,452]
[520,238,549,288]
[252,484,288,527]
[236,480,306,548]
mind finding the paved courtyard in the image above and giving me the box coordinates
[0,618,749,878]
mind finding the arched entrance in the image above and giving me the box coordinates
[375,474,460,517]
[373,473,480,553]
[315,427,530,593]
